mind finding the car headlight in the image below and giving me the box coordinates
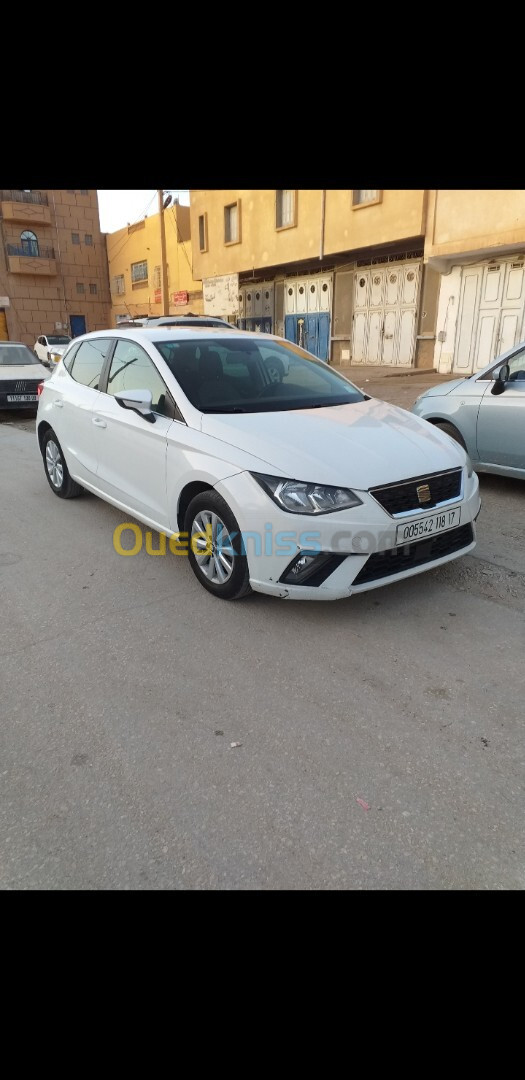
[51,353,61,363]
[252,473,363,514]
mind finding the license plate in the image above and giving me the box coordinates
[6,394,38,402]
[396,506,462,545]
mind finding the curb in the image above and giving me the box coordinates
[335,366,442,380]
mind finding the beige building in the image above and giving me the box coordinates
[0,189,111,344]
[425,190,525,374]
[106,203,203,324]
[190,188,525,373]
[189,189,437,367]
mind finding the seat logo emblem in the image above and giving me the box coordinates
[417,484,431,504]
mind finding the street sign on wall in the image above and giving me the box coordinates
[203,274,239,317]
[172,291,189,306]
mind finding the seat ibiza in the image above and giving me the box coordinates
[36,328,481,601]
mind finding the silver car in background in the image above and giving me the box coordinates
[412,342,525,479]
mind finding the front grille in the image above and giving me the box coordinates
[0,380,41,394]
[370,469,462,516]
[353,523,474,586]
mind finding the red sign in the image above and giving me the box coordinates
[154,288,162,304]
[172,290,189,306]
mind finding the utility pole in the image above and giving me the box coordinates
[158,189,170,316]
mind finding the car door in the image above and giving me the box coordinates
[476,346,525,469]
[50,337,113,483]
[92,338,176,530]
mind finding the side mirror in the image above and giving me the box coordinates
[491,363,509,395]
[114,388,155,422]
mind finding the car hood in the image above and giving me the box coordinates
[0,363,50,380]
[201,397,466,488]
[48,344,68,355]
[416,378,469,398]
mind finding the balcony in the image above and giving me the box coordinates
[6,243,56,276]
[1,190,51,226]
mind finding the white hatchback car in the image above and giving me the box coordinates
[36,329,481,601]
[34,333,71,367]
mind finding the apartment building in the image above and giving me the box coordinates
[0,189,111,344]
[106,203,203,324]
[425,190,525,374]
[189,189,438,366]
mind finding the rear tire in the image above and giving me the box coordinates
[433,420,467,451]
[184,490,252,600]
[42,429,83,498]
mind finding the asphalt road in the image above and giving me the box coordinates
[1,396,524,890]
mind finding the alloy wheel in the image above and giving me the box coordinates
[191,510,235,584]
[45,439,63,489]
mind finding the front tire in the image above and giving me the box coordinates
[42,429,83,498]
[433,420,467,451]
[184,491,252,600]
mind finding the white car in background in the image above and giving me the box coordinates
[34,333,71,368]
[0,342,50,409]
[36,327,480,602]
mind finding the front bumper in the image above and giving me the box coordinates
[215,469,481,600]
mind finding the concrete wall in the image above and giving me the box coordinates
[0,190,111,344]
[106,205,203,323]
[426,190,525,262]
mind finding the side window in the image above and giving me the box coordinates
[507,348,525,381]
[38,336,45,346]
[62,342,81,372]
[69,338,112,389]
[106,340,172,416]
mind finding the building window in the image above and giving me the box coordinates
[131,260,148,284]
[72,232,80,244]
[85,234,93,245]
[198,212,208,252]
[224,201,241,245]
[20,230,39,256]
[76,282,85,294]
[352,190,382,208]
[89,283,97,295]
[111,275,125,295]
[80,189,88,195]
[276,190,296,230]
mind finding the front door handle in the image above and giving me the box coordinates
[52,399,64,408]
[92,416,107,428]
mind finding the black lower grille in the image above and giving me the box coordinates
[353,523,474,586]
[371,469,462,515]
[0,380,41,394]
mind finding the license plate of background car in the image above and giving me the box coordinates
[395,506,462,545]
[6,395,38,402]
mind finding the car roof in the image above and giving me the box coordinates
[2,340,30,347]
[72,327,284,344]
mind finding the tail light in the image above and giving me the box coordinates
[37,382,45,396]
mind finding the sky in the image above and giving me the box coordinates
[97,190,190,234]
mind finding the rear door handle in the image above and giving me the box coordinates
[52,399,64,408]
[92,416,107,428]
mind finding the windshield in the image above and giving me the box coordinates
[47,336,70,346]
[155,338,365,413]
[0,345,40,366]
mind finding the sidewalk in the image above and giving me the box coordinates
[333,363,452,411]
